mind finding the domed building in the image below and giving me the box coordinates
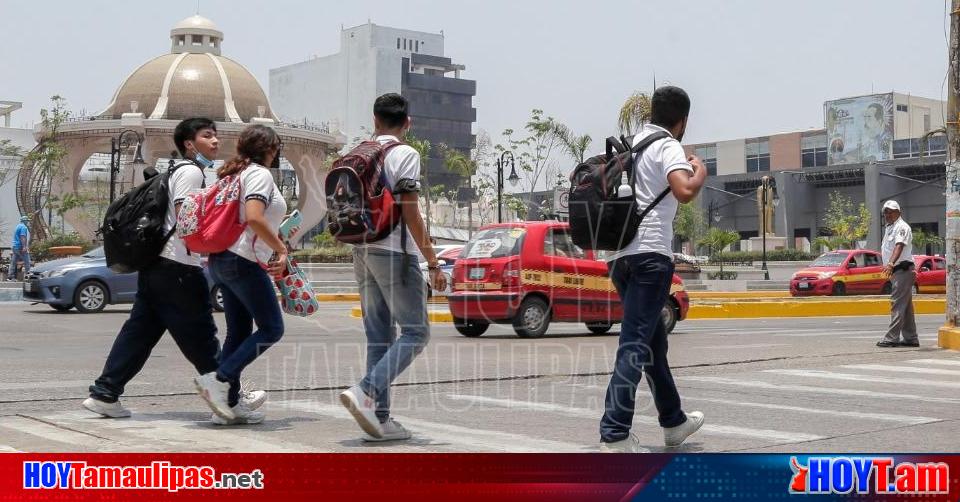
[18,15,345,242]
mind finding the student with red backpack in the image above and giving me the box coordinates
[333,93,446,441]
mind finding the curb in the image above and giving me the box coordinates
[350,298,946,323]
[938,326,960,350]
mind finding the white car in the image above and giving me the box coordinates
[420,245,462,297]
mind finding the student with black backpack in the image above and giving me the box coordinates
[598,87,707,452]
[84,118,264,419]
[334,93,446,441]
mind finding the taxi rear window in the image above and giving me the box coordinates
[462,228,526,259]
[811,253,847,267]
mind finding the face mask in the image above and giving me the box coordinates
[193,151,215,169]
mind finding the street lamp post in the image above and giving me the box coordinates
[759,176,780,281]
[110,130,146,203]
[496,151,520,223]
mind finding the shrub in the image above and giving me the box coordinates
[32,232,94,262]
[707,271,738,280]
[711,250,817,264]
[292,246,353,263]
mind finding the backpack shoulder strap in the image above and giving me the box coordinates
[630,131,674,221]
[169,160,207,188]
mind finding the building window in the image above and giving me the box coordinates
[191,35,202,46]
[415,40,420,52]
[745,138,770,172]
[894,136,947,158]
[397,38,401,49]
[897,104,909,112]
[801,133,828,168]
[924,114,931,132]
[694,144,717,176]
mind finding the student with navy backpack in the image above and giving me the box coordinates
[85,118,263,419]
[331,93,446,441]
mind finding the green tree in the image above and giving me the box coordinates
[22,96,71,239]
[551,123,592,164]
[674,201,707,253]
[496,109,560,199]
[913,229,944,254]
[619,92,652,136]
[698,228,740,275]
[815,191,871,251]
[406,134,432,234]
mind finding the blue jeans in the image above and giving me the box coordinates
[354,247,430,423]
[8,249,30,280]
[90,258,220,403]
[600,252,686,442]
[208,251,285,407]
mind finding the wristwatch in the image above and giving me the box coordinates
[427,263,440,271]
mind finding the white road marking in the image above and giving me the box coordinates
[0,416,104,449]
[49,411,309,453]
[680,376,960,404]
[682,396,939,425]
[0,445,20,453]
[908,358,960,367]
[276,400,586,453]
[842,364,960,377]
[763,369,960,389]
[447,394,823,444]
[773,330,881,338]
[839,336,938,340]
[695,344,789,350]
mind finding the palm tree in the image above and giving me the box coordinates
[551,123,592,164]
[618,92,652,136]
[406,135,432,234]
[698,228,740,276]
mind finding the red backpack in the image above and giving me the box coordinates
[176,170,247,254]
[325,140,404,244]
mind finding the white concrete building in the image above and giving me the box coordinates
[0,103,36,249]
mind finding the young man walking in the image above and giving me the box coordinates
[84,118,264,418]
[599,86,708,452]
[876,200,918,348]
[339,93,446,441]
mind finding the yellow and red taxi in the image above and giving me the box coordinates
[448,221,689,338]
[790,249,890,296]
[914,255,946,294]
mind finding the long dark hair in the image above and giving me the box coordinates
[217,124,280,178]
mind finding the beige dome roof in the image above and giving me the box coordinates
[98,16,274,123]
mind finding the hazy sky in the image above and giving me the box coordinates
[3,0,950,155]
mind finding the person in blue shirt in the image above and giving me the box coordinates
[8,216,31,281]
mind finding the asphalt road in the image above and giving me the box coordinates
[0,301,958,453]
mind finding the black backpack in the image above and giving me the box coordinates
[567,131,670,251]
[101,162,198,273]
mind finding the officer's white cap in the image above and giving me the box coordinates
[882,200,901,212]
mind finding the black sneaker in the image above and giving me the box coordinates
[876,340,900,348]
[899,340,920,347]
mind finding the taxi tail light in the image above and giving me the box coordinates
[502,259,521,288]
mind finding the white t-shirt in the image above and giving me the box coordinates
[227,164,288,264]
[604,124,694,261]
[359,135,423,258]
[160,162,206,267]
[882,217,913,266]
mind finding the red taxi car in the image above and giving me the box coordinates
[791,249,891,296]
[448,221,689,338]
[914,255,946,294]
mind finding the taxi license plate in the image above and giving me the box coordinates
[798,282,810,289]
[468,268,485,280]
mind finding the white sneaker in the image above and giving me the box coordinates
[82,397,131,418]
[211,402,265,426]
[663,411,705,447]
[194,372,235,420]
[362,419,411,442]
[600,433,649,453]
[339,384,383,439]
[239,386,267,411]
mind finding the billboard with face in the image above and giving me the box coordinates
[825,93,894,165]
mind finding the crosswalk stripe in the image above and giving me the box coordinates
[0,445,22,453]
[842,364,960,377]
[679,376,960,404]
[276,400,585,453]
[446,394,823,444]
[908,358,960,367]
[49,411,308,453]
[0,416,106,449]
[763,369,960,389]
[682,396,939,425]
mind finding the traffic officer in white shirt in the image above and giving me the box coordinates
[877,200,918,347]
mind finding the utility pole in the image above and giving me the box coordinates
[940,0,960,350]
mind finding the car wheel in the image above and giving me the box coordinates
[513,297,550,338]
[50,304,74,312]
[210,285,225,312]
[832,282,846,296]
[453,317,489,337]
[881,282,892,295]
[661,300,678,334]
[74,281,108,313]
[586,322,613,334]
